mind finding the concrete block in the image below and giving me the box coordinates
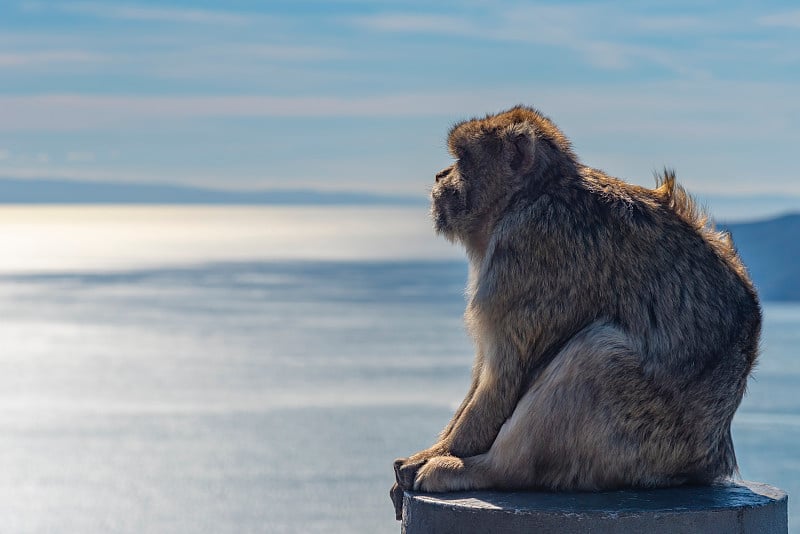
[401,481,787,533]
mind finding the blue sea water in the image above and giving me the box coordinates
[0,260,797,533]
[0,207,797,533]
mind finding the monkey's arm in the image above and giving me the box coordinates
[392,340,519,495]
[404,352,485,461]
[439,218,595,457]
[440,361,482,440]
[392,353,484,499]
[437,333,528,457]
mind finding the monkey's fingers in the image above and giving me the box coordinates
[395,457,425,489]
[393,457,408,481]
[390,482,404,520]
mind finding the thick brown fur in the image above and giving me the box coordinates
[390,105,761,519]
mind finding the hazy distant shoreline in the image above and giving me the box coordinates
[2,178,800,223]
[0,178,425,206]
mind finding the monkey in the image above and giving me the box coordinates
[390,105,761,520]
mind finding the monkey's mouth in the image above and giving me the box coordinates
[430,191,451,234]
[430,192,445,223]
[433,209,449,233]
[431,183,468,236]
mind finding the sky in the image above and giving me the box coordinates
[1,1,799,216]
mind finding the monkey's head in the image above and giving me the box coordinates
[431,106,575,247]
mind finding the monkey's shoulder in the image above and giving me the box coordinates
[493,169,749,287]
[498,178,654,245]
[577,169,668,227]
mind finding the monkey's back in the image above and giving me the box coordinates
[486,167,761,483]
[503,166,760,388]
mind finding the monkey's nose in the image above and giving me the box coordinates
[435,168,450,183]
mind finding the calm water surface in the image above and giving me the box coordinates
[0,207,797,533]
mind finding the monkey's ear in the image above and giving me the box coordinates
[506,128,536,174]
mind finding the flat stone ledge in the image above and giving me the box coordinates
[402,481,787,534]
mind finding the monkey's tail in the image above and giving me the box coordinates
[654,168,706,228]
[654,168,735,251]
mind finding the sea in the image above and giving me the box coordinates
[0,206,797,533]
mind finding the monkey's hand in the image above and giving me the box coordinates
[391,446,448,520]
[390,456,424,521]
[393,456,425,490]
[393,444,447,489]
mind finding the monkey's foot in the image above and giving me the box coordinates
[394,456,426,489]
[413,455,474,492]
[389,482,404,520]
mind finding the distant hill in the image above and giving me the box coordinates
[725,213,800,301]
[699,193,800,223]
[0,178,424,205]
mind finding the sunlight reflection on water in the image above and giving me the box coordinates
[0,206,461,273]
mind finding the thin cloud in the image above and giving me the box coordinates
[232,44,345,61]
[758,10,800,28]
[0,166,412,195]
[0,93,479,130]
[630,15,707,32]
[350,13,469,33]
[1,81,798,135]
[347,6,717,75]
[57,2,251,25]
[0,50,105,67]
[66,151,96,162]
[0,166,254,191]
